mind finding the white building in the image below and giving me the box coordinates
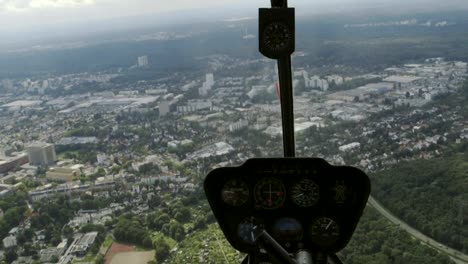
[326,75,344,85]
[97,153,109,166]
[229,119,249,132]
[177,100,212,113]
[27,142,56,166]
[307,75,329,91]
[206,73,214,86]
[339,142,361,152]
[3,235,16,248]
[137,56,149,67]
[199,73,215,96]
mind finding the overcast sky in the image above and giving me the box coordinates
[1,0,468,46]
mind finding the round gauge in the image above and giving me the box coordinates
[262,22,292,52]
[238,218,257,245]
[221,179,249,207]
[291,179,320,207]
[310,217,340,247]
[254,178,286,209]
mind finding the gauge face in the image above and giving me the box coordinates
[254,178,286,209]
[310,217,340,247]
[238,218,257,245]
[272,218,303,242]
[263,22,292,52]
[221,179,250,207]
[291,179,320,207]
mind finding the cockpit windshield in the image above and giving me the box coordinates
[0,1,467,264]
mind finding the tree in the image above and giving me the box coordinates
[174,207,191,223]
[154,238,170,262]
[5,249,18,264]
[95,254,105,264]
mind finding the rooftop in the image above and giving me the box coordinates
[1,100,41,108]
[383,75,422,83]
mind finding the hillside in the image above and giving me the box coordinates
[371,152,468,253]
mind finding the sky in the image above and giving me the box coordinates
[0,0,245,34]
[1,0,468,47]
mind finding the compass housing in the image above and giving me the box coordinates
[259,7,295,59]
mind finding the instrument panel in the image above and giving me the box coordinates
[204,158,370,255]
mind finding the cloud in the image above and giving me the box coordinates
[0,0,95,11]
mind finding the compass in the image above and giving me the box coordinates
[262,22,292,53]
[259,7,295,59]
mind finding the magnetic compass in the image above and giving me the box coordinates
[262,22,292,52]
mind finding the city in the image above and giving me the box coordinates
[1,1,468,264]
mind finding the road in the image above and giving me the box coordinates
[368,196,468,264]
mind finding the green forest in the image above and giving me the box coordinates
[371,153,468,253]
[340,208,454,264]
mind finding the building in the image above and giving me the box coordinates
[177,100,212,113]
[383,75,422,88]
[56,137,98,146]
[46,167,80,182]
[339,142,361,152]
[39,240,68,264]
[137,56,149,67]
[70,232,98,257]
[159,101,170,116]
[3,236,16,248]
[307,75,329,91]
[229,119,249,132]
[206,73,214,86]
[27,143,56,166]
[199,74,215,96]
[0,154,29,174]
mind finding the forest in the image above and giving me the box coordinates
[371,153,468,253]
[340,208,455,264]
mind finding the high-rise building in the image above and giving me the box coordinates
[137,56,149,67]
[159,101,170,117]
[206,73,214,86]
[199,73,215,96]
[27,142,56,166]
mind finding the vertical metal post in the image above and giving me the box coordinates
[277,56,295,157]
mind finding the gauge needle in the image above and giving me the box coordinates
[326,220,333,230]
[269,184,272,202]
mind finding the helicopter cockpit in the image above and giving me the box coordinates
[203,1,371,263]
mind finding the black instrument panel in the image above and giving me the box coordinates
[204,158,370,254]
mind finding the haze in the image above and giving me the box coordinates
[1,0,468,49]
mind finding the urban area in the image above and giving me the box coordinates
[0,53,467,264]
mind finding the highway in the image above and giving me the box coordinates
[368,196,468,264]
